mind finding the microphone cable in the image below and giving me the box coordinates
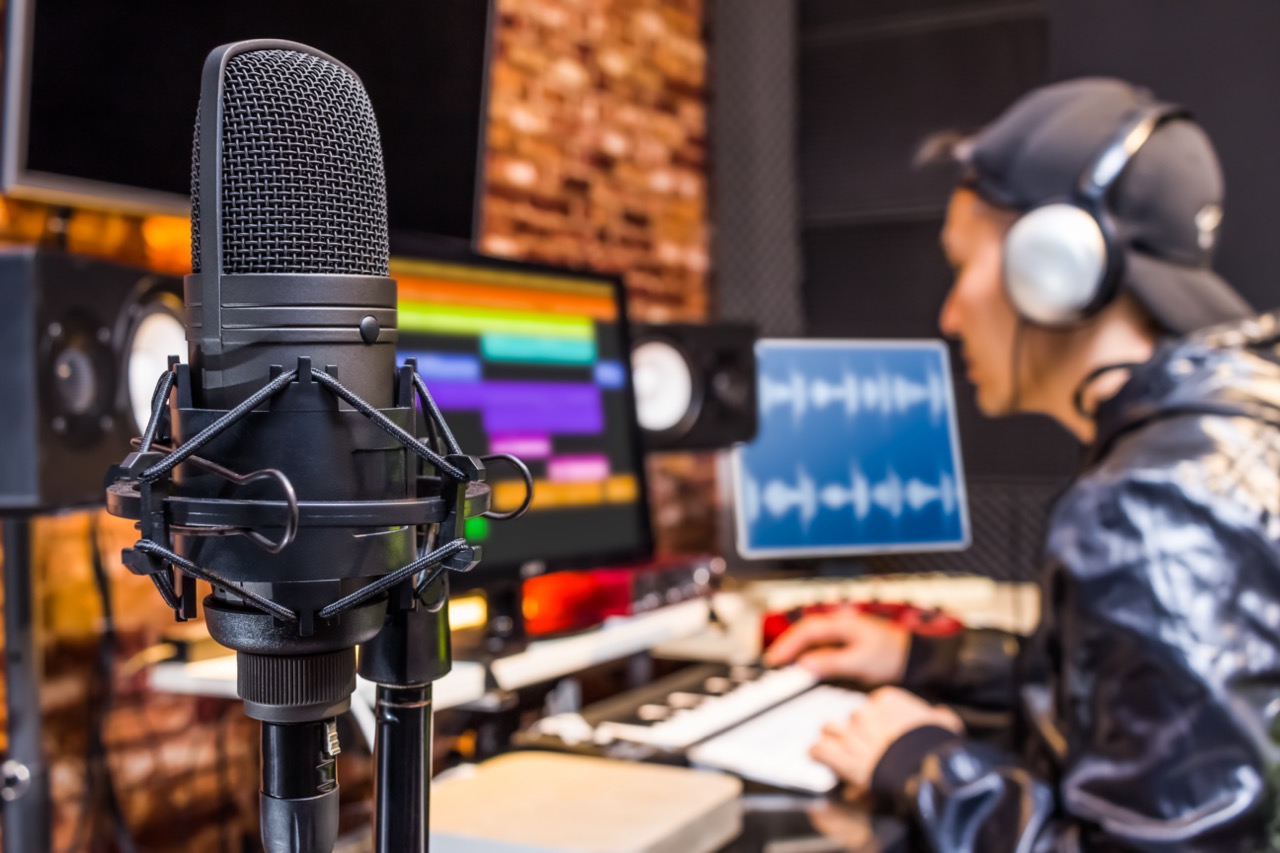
[70,514,140,853]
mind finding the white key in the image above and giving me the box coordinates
[687,685,868,793]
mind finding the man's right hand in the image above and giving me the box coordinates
[762,610,912,686]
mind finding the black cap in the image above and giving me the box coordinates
[960,78,1253,335]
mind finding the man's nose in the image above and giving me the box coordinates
[938,287,961,338]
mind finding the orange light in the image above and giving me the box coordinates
[142,215,193,274]
[449,594,489,632]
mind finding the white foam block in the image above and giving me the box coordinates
[430,753,742,853]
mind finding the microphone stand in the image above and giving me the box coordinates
[360,582,451,853]
[358,408,479,853]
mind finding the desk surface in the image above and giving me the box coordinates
[721,795,907,853]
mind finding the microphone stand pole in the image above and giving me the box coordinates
[359,574,453,853]
[1,515,50,853]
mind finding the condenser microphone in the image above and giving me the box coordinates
[106,39,501,853]
[187,41,400,853]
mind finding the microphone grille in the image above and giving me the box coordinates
[191,48,389,276]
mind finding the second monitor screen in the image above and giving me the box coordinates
[393,257,653,581]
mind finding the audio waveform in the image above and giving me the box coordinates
[758,466,818,530]
[760,367,947,425]
[744,468,958,526]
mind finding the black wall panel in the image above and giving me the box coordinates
[800,9,1047,222]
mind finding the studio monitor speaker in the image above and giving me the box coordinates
[630,322,758,451]
[0,247,185,510]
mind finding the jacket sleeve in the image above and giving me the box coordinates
[901,627,1023,711]
[877,476,1278,852]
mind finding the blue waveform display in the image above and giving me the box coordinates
[759,366,949,425]
[734,340,969,558]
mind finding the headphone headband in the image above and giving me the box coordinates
[1078,102,1191,204]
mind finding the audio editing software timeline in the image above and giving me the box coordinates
[392,257,652,579]
[734,340,970,558]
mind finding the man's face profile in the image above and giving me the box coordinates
[938,189,1021,417]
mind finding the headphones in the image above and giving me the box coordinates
[1002,102,1191,328]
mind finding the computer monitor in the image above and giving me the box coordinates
[392,253,655,587]
[3,0,492,242]
[732,339,970,559]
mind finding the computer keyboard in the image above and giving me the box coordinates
[526,663,821,754]
[686,685,867,793]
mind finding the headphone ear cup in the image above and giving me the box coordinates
[1003,203,1110,327]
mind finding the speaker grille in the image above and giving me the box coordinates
[191,48,389,276]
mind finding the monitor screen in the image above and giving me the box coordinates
[392,254,654,585]
[5,0,490,241]
[733,339,970,559]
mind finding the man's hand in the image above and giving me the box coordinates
[810,687,964,792]
[763,610,911,685]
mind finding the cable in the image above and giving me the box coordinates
[311,368,465,479]
[139,367,300,483]
[132,540,297,622]
[317,538,468,618]
[412,371,462,456]
[83,516,141,853]
[139,368,176,453]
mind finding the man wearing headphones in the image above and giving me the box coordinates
[767,78,1280,849]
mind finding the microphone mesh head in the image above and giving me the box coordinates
[191,48,389,276]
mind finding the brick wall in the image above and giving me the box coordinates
[480,0,710,323]
[479,0,719,556]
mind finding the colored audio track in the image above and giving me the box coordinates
[397,263,616,466]
[392,257,651,573]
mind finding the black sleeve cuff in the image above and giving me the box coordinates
[902,632,964,692]
[870,725,963,806]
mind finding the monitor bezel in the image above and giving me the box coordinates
[390,245,657,588]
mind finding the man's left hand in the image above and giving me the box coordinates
[810,686,964,792]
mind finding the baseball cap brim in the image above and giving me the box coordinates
[1125,250,1253,335]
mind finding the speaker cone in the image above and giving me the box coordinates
[632,340,697,433]
[124,291,186,434]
